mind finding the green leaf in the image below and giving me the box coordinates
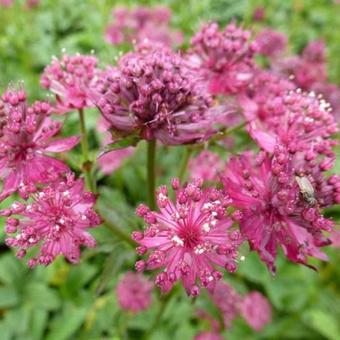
[99,135,140,156]
[0,286,19,308]
[305,309,340,340]
[25,283,60,311]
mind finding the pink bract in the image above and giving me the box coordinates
[0,89,79,201]
[221,145,339,272]
[3,173,101,267]
[132,179,242,296]
[116,272,153,312]
[240,292,272,331]
[41,54,99,113]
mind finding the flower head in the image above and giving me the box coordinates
[94,45,234,145]
[194,332,223,340]
[190,22,257,95]
[4,173,101,267]
[255,29,287,58]
[247,89,338,157]
[210,281,242,328]
[41,54,99,113]
[116,272,153,312]
[189,150,223,182]
[132,179,242,296]
[240,292,272,331]
[221,145,339,272]
[0,89,79,201]
[105,5,183,47]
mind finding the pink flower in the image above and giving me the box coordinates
[253,7,265,21]
[190,22,257,95]
[41,54,99,113]
[0,0,13,7]
[221,145,339,272]
[247,89,338,157]
[240,292,272,331]
[26,0,40,8]
[132,179,242,296]
[93,45,234,145]
[329,230,340,247]
[189,151,223,182]
[0,89,79,201]
[3,173,101,267]
[105,6,183,47]
[116,272,153,312]
[255,29,287,58]
[97,118,134,174]
[210,281,242,328]
[195,332,223,340]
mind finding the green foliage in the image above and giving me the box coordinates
[0,0,339,339]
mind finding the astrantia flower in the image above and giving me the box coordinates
[255,29,287,58]
[0,89,79,201]
[240,292,272,331]
[105,5,183,47]
[41,54,99,113]
[132,179,242,296]
[247,89,338,157]
[221,145,340,271]
[210,281,242,328]
[189,150,223,182]
[116,272,153,312]
[195,332,223,340]
[3,174,101,267]
[190,22,257,95]
[0,0,12,8]
[93,45,234,145]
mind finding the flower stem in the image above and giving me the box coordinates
[210,121,247,144]
[78,108,95,192]
[147,140,157,210]
[177,147,193,184]
[103,221,136,248]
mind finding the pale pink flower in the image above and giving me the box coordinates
[0,89,79,201]
[116,272,153,312]
[132,179,242,296]
[189,151,223,182]
[190,22,257,95]
[105,5,183,47]
[329,230,340,247]
[93,45,235,145]
[41,54,99,113]
[240,292,272,331]
[221,145,339,272]
[0,0,12,7]
[3,173,101,267]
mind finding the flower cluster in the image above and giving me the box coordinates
[116,272,153,312]
[221,145,340,272]
[105,6,183,47]
[93,45,234,145]
[190,22,258,95]
[41,53,99,113]
[0,89,79,201]
[132,179,242,296]
[3,174,101,267]
[255,29,287,59]
[189,151,223,182]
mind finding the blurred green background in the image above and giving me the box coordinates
[0,0,339,339]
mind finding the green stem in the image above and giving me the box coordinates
[78,108,95,192]
[210,121,247,144]
[147,140,157,210]
[103,221,136,248]
[177,147,193,184]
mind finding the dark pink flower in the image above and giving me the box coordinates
[93,45,234,145]
[26,0,40,8]
[189,150,223,182]
[105,6,183,47]
[4,173,101,266]
[221,145,339,272]
[329,230,340,247]
[132,179,242,296]
[41,54,99,113]
[0,89,79,201]
[240,292,272,331]
[302,40,326,64]
[255,29,287,58]
[190,22,257,95]
[253,7,265,21]
[247,89,338,157]
[116,272,153,312]
[210,281,242,328]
